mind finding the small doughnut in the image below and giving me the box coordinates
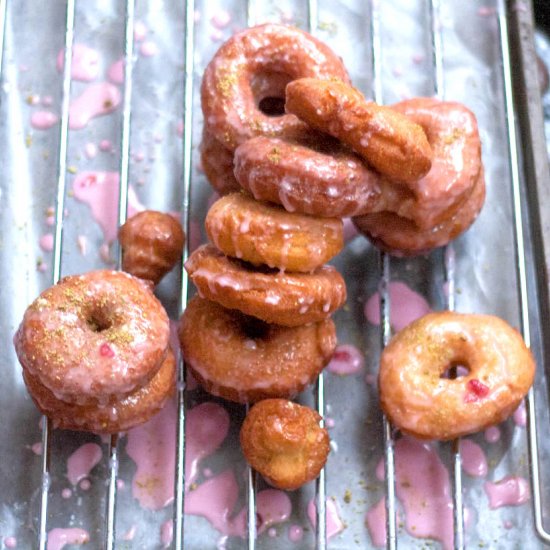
[353,168,485,256]
[119,210,185,285]
[285,78,433,183]
[379,311,535,440]
[14,270,170,403]
[22,350,175,434]
[234,136,382,217]
[200,128,241,195]
[201,23,350,151]
[240,399,330,490]
[205,192,344,272]
[178,296,336,403]
[185,244,346,327]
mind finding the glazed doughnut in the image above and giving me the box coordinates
[22,350,175,434]
[234,135,382,217]
[200,128,241,195]
[205,192,344,272]
[185,244,346,327]
[201,23,350,151]
[353,168,485,256]
[14,270,170,403]
[178,296,336,403]
[119,210,185,285]
[379,311,535,440]
[240,399,330,490]
[285,78,433,183]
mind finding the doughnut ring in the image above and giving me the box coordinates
[234,136,382,217]
[240,398,330,490]
[22,350,175,434]
[178,296,336,403]
[185,244,347,327]
[14,270,170,403]
[201,23,350,151]
[205,192,344,272]
[378,311,535,440]
[285,78,433,183]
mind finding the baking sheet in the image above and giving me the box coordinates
[1,0,549,548]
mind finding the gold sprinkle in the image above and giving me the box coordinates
[25,134,32,148]
[343,489,352,503]
[216,71,237,98]
[267,147,281,164]
[67,165,78,174]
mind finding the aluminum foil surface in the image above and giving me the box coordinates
[1,0,549,548]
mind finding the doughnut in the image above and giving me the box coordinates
[240,398,330,490]
[378,311,535,440]
[200,128,241,195]
[119,210,185,285]
[285,78,433,183]
[178,296,336,403]
[353,168,485,256]
[234,135,382,217]
[205,192,344,272]
[201,23,350,151]
[185,244,346,327]
[22,350,175,434]
[14,270,170,403]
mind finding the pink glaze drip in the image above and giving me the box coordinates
[256,490,291,534]
[66,442,102,486]
[326,344,365,375]
[373,436,454,550]
[57,44,99,82]
[72,171,144,244]
[364,281,431,331]
[122,525,136,540]
[3,536,17,548]
[459,439,488,477]
[365,497,387,547]
[160,519,173,547]
[484,426,501,443]
[69,83,121,130]
[140,41,159,57]
[513,401,527,427]
[484,476,530,509]
[46,528,89,550]
[107,58,124,85]
[307,498,344,540]
[31,111,59,130]
[288,525,303,542]
[39,233,54,252]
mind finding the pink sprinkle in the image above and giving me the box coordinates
[123,525,136,541]
[31,442,43,455]
[79,479,91,491]
[484,426,501,443]
[31,111,59,130]
[117,479,125,490]
[57,43,100,82]
[42,96,54,107]
[465,379,490,401]
[39,233,54,252]
[503,520,514,529]
[46,215,55,226]
[134,21,147,42]
[139,41,159,57]
[84,142,98,159]
[160,520,173,548]
[412,52,425,64]
[288,525,303,542]
[61,488,72,499]
[203,467,214,478]
[484,476,530,509]
[100,343,115,358]
[4,537,17,549]
[107,58,124,85]
[37,261,48,273]
[325,417,336,429]
[513,401,527,427]
[211,11,231,29]
[99,139,113,152]
[268,528,277,537]
[327,344,365,375]
[133,151,145,163]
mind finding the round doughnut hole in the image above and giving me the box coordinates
[86,306,113,333]
[240,315,270,340]
[258,96,286,117]
[440,362,470,379]
[251,71,292,117]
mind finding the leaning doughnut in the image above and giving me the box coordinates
[200,128,241,195]
[285,78,433,183]
[22,350,175,434]
[119,210,185,285]
[205,192,344,272]
[379,311,535,440]
[234,136,382,217]
[353,168,485,256]
[178,296,336,403]
[185,245,346,327]
[240,399,330,490]
[201,23,350,151]
[14,270,170,403]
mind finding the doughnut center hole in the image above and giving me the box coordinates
[258,96,286,117]
[441,362,470,379]
[87,309,113,333]
[241,316,269,340]
[251,71,292,118]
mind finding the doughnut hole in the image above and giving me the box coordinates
[85,304,115,333]
[251,71,291,117]
[440,361,471,379]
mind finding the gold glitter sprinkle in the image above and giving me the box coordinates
[217,71,237,98]
[67,165,78,174]
[267,147,281,164]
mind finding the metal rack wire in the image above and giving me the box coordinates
[17,0,548,548]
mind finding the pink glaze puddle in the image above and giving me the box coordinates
[31,111,59,130]
[326,344,365,375]
[371,436,455,550]
[459,439,488,477]
[3,536,17,548]
[364,281,431,331]
[160,519,173,547]
[69,83,121,130]
[288,524,303,542]
[256,490,291,534]
[46,528,89,550]
[139,41,159,57]
[39,233,54,252]
[67,442,102,485]
[365,497,387,547]
[72,171,144,245]
[484,426,501,443]
[484,476,530,509]
[57,44,99,82]
[107,58,124,85]
[513,401,527,427]
[307,498,344,540]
